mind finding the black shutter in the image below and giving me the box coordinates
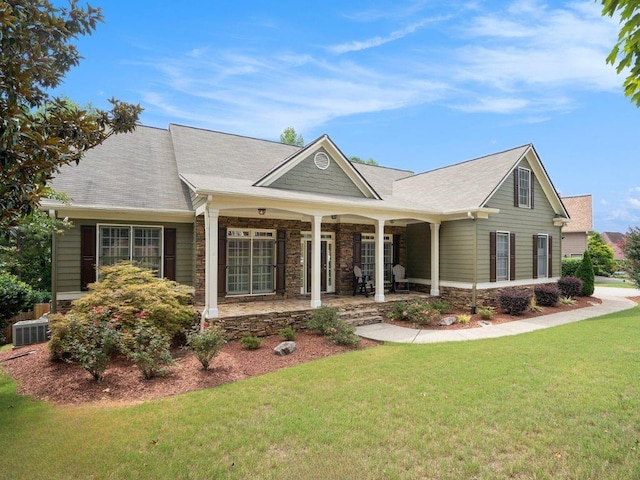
[393,234,400,266]
[532,234,539,279]
[80,225,96,291]
[353,233,362,268]
[514,169,519,207]
[548,236,553,277]
[510,233,516,281]
[163,228,176,281]
[276,229,286,293]
[489,231,497,282]
[218,227,227,295]
[530,172,535,209]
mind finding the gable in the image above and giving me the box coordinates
[269,147,365,198]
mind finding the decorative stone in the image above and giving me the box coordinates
[274,341,296,356]
[439,316,457,326]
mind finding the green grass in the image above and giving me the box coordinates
[2,306,640,479]
[595,281,638,289]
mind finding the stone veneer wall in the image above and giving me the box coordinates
[195,215,407,304]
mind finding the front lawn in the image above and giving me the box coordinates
[595,281,638,289]
[1,305,640,479]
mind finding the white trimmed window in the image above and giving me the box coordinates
[361,234,393,282]
[227,229,275,295]
[98,225,163,276]
[496,232,510,281]
[537,234,548,278]
[518,167,531,208]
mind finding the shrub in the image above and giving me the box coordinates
[60,308,120,381]
[557,276,583,298]
[575,251,595,296]
[0,273,32,343]
[278,326,296,341]
[119,321,175,380]
[185,324,226,370]
[240,335,262,350]
[428,299,452,314]
[529,297,544,313]
[71,262,196,339]
[534,285,560,307]
[559,296,577,306]
[327,322,360,347]
[561,258,582,277]
[25,289,51,310]
[307,306,339,335]
[498,289,532,315]
[457,314,471,324]
[477,306,495,320]
[388,299,441,326]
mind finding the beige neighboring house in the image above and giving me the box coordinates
[602,232,627,261]
[561,194,593,258]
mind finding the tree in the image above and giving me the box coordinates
[0,0,143,228]
[574,250,595,296]
[601,0,640,107]
[621,226,640,288]
[349,156,379,166]
[280,127,304,146]
[587,232,616,276]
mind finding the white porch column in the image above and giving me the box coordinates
[310,215,322,308]
[430,222,440,296]
[203,207,219,319]
[374,218,385,303]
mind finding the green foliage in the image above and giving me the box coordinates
[388,299,441,326]
[477,306,495,320]
[498,289,532,315]
[0,0,142,228]
[326,321,360,347]
[60,308,120,381]
[185,324,226,371]
[278,326,296,341]
[534,285,560,307]
[428,299,452,314]
[306,306,359,347]
[559,296,577,306]
[621,226,640,288]
[575,251,595,296]
[119,321,174,380]
[457,314,471,325]
[71,263,196,338]
[349,156,379,166]
[240,336,262,350]
[561,257,582,277]
[588,233,616,276]
[279,127,304,146]
[0,273,32,322]
[557,276,583,298]
[601,0,640,107]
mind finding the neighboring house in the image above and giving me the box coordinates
[602,232,627,262]
[42,124,570,316]
[560,194,593,257]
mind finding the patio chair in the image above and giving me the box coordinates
[392,264,409,293]
[353,265,374,297]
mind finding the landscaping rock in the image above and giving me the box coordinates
[439,316,457,326]
[274,341,296,356]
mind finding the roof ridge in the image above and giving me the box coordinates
[560,194,592,199]
[168,123,302,148]
[351,161,414,174]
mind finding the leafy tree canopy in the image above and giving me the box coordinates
[0,0,143,228]
[621,226,640,288]
[349,156,379,166]
[587,232,616,276]
[601,0,640,107]
[280,127,304,146]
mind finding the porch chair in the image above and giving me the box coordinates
[353,265,374,297]
[392,264,410,293]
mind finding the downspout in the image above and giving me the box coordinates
[49,210,57,314]
[468,211,477,314]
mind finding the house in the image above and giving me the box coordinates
[602,232,627,262]
[42,124,570,319]
[560,194,593,257]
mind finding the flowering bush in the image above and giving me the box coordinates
[185,324,226,370]
[498,289,532,315]
[307,306,359,347]
[119,321,175,379]
[388,299,441,326]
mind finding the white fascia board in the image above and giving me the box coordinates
[43,203,194,223]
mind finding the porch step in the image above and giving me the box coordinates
[339,308,384,327]
[342,315,384,327]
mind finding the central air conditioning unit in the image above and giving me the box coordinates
[12,317,49,347]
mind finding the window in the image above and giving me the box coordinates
[98,225,163,276]
[227,229,275,295]
[537,234,548,278]
[361,234,393,282]
[518,167,531,208]
[496,232,510,281]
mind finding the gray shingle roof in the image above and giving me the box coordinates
[49,125,192,212]
[392,145,531,211]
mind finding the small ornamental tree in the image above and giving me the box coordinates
[588,233,616,276]
[185,324,226,371]
[575,251,595,296]
[621,226,640,289]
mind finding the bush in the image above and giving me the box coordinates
[278,326,296,341]
[534,285,560,307]
[477,306,495,320]
[561,258,582,277]
[428,299,452,314]
[559,296,577,306]
[307,306,339,335]
[185,324,226,370]
[25,289,51,309]
[457,314,471,324]
[575,251,595,296]
[0,273,32,343]
[327,322,360,347]
[557,277,583,298]
[119,321,175,379]
[387,299,441,326]
[498,289,532,315]
[71,262,196,339]
[240,336,262,350]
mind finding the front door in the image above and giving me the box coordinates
[300,232,334,294]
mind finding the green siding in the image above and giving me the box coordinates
[440,220,475,282]
[56,219,194,292]
[406,223,431,278]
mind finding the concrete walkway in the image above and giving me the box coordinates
[356,286,640,344]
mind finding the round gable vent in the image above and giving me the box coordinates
[314,152,330,170]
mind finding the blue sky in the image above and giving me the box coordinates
[54,0,639,233]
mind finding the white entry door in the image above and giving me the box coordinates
[300,232,335,294]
